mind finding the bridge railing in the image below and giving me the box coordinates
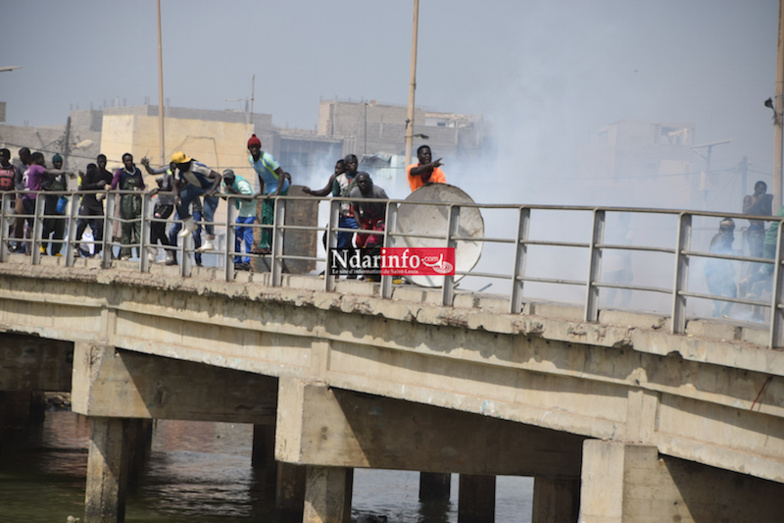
[1,190,782,347]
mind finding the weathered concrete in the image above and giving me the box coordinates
[302,465,353,523]
[419,472,451,501]
[532,478,580,523]
[277,462,307,521]
[0,333,72,391]
[276,379,584,477]
[85,417,128,523]
[72,343,277,423]
[457,474,495,523]
[252,423,278,482]
[579,440,784,523]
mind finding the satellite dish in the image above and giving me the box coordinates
[393,184,484,287]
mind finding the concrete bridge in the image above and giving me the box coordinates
[1,194,783,522]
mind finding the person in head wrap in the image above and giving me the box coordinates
[246,134,290,255]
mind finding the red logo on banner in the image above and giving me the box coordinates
[381,248,455,276]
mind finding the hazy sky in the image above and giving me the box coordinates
[1,0,779,204]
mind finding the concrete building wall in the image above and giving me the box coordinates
[99,113,254,181]
[318,99,488,160]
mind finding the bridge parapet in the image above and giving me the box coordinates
[3,190,784,347]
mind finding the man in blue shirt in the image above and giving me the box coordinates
[222,169,255,270]
[171,151,222,253]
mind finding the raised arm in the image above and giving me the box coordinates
[304,173,337,197]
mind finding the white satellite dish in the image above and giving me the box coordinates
[393,183,484,287]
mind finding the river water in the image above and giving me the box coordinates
[0,410,533,522]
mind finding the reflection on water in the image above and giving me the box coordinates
[0,411,532,522]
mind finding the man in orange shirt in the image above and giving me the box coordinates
[407,145,446,191]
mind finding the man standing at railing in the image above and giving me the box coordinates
[22,152,78,256]
[349,173,387,282]
[742,181,773,262]
[140,157,178,266]
[247,134,290,255]
[221,169,255,271]
[111,153,145,260]
[75,162,111,258]
[407,145,446,192]
[40,153,70,256]
[0,148,14,204]
[705,218,738,318]
[10,147,31,253]
[332,154,360,253]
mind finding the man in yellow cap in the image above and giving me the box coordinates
[171,151,222,252]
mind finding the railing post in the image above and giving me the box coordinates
[101,192,115,269]
[584,209,605,322]
[325,199,340,292]
[271,196,286,287]
[180,226,192,278]
[441,205,460,307]
[0,193,10,263]
[65,190,79,267]
[671,212,692,335]
[769,219,784,348]
[381,202,398,299]
[140,193,152,273]
[31,195,44,265]
[509,207,530,314]
[224,196,236,282]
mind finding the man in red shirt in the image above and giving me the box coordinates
[406,145,446,192]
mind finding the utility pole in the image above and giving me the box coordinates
[404,0,420,168]
[63,116,71,168]
[774,0,784,207]
[157,0,166,165]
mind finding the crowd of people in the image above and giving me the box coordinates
[1,137,448,274]
[8,134,776,318]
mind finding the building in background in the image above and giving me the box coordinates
[0,99,487,194]
[317,98,488,161]
[577,120,699,209]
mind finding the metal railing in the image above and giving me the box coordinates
[2,189,782,348]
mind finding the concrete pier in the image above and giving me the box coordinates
[85,417,128,523]
[457,474,496,523]
[419,472,451,502]
[531,478,579,522]
[579,440,784,522]
[302,465,353,523]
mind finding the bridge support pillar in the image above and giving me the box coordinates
[0,391,32,430]
[252,423,277,483]
[579,440,784,522]
[84,417,128,523]
[125,418,152,488]
[419,472,451,501]
[532,477,579,523]
[457,474,495,523]
[276,462,306,521]
[303,465,353,523]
